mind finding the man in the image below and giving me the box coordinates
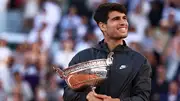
[63,3,151,101]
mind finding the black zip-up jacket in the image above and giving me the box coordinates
[63,40,152,101]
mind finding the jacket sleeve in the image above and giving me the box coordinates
[63,86,88,101]
[63,52,88,101]
[121,59,152,101]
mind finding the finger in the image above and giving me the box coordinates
[86,94,90,100]
[104,99,109,101]
[86,93,91,99]
[86,91,94,100]
[104,98,120,101]
[87,94,103,101]
[93,93,111,99]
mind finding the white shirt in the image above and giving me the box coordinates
[24,0,39,18]
[0,0,9,12]
[28,1,61,49]
[0,46,11,63]
[163,7,180,23]
[54,50,76,68]
[0,64,12,94]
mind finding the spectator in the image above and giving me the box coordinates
[60,6,81,34]
[0,0,9,12]
[36,85,47,101]
[152,19,171,54]
[28,0,61,51]
[0,80,7,101]
[0,39,13,94]
[76,16,89,41]
[168,81,180,101]
[151,64,169,101]
[46,73,63,101]
[10,71,33,101]
[148,0,164,27]
[23,0,39,32]
[53,39,76,68]
[166,26,180,81]
[128,0,151,41]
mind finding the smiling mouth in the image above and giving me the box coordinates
[117,27,127,31]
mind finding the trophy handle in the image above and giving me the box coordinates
[53,67,66,79]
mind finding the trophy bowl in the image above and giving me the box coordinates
[53,58,113,91]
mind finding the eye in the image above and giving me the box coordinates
[123,16,127,20]
[112,17,120,20]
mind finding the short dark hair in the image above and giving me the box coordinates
[93,3,127,24]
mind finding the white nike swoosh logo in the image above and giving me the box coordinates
[119,65,127,69]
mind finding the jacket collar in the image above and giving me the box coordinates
[94,39,131,52]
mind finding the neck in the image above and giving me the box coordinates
[104,38,124,51]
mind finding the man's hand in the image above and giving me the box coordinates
[93,92,120,101]
[103,97,120,101]
[94,94,120,101]
[86,91,120,101]
[86,91,103,101]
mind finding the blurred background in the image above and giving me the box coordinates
[0,0,179,101]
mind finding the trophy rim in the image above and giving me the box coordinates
[63,59,109,77]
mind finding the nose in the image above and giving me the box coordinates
[119,22,128,27]
[119,20,127,25]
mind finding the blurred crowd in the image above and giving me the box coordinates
[0,0,180,101]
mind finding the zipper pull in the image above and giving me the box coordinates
[106,52,114,66]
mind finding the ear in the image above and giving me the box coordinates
[98,22,107,32]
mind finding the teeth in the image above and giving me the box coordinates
[118,28,126,31]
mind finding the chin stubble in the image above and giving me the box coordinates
[111,34,127,40]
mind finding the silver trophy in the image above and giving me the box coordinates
[53,52,114,91]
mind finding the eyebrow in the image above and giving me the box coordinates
[111,15,127,20]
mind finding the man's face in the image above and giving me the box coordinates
[100,11,128,40]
